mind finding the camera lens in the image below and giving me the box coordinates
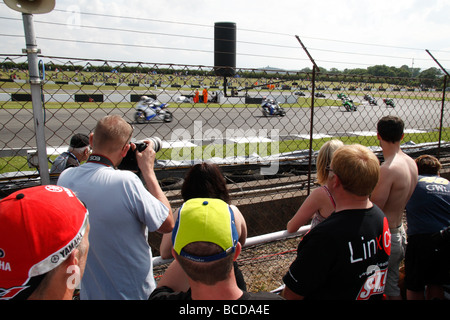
[147,137,162,152]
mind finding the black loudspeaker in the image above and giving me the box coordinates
[214,22,236,77]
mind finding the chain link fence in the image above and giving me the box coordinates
[1,55,449,291]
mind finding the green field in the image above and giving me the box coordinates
[1,129,447,174]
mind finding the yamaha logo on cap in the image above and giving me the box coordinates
[45,185,64,193]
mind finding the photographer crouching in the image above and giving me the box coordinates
[57,115,174,300]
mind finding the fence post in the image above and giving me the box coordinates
[425,50,449,160]
[307,67,317,195]
[437,75,447,159]
[22,13,50,184]
[295,36,320,195]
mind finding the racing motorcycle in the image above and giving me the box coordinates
[261,97,286,117]
[134,96,173,123]
[364,94,377,105]
[368,96,377,105]
[383,98,395,108]
[342,98,357,112]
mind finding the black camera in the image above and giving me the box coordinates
[118,137,162,172]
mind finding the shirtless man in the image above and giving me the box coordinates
[371,116,418,300]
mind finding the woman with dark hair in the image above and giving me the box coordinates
[182,163,247,243]
[159,162,248,290]
[181,162,231,203]
[161,163,247,256]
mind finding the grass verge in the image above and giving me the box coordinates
[2,129,448,174]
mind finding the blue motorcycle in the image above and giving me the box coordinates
[134,96,173,123]
[261,97,286,117]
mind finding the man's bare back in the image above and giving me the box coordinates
[372,115,418,299]
[372,150,418,228]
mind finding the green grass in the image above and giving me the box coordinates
[1,129,448,174]
[0,156,29,173]
[158,129,448,161]
[0,101,135,109]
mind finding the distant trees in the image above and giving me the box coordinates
[309,64,445,88]
[338,64,422,78]
[418,67,444,87]
[1,60,446,88]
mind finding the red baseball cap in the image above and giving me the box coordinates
[0,185,89,300]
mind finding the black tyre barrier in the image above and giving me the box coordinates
[74,94,103,102]
[224,170,264,183]
[159,177,184,191]
[11,93,33,101]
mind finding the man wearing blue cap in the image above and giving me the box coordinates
[149,198,283,300]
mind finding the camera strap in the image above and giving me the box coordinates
[87,154,114,168]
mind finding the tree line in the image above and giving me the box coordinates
[1,60,446,88]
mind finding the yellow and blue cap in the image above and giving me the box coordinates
[172,198,239,262]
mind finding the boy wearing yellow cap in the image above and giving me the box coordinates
[150,198,283,300]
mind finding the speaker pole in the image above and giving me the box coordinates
[223,76,228,97]
[22,13,50,184]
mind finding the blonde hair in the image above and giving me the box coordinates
[331,144,380,196]
[316,139,344,185]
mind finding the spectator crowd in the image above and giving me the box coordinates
[0,115,448,301]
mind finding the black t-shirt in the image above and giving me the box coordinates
[149,286,284,300]
[283,206,391,300]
